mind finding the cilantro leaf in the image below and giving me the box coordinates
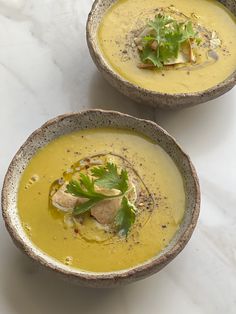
[141,46,163,68]
[138,14,199,68]
[66,177,104,200]
[91,162,129,194]
[143,35,156,42]
[66,176,110,217]
[148,14,173,33]
[66,163,136,235]
[74,199,100,215]
[115,196,136,236]
[183,21,196,40]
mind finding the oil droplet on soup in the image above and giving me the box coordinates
[18,129,185,272]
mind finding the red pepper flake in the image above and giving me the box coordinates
[74,228,79,234]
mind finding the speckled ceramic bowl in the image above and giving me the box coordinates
[1,110,200,288]
[86,0,236,109]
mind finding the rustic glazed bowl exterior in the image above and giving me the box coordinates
[86,0,236,109]
[2,110,200,288]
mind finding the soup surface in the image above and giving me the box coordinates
[98,0,236,94]
[18,128,185,272]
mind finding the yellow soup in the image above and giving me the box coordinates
[18,129,185,272]
[98,0,236,94]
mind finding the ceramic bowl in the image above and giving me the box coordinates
[86,0,236,109]
[1,110,200,288]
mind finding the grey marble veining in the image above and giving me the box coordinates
[0,0,236,313]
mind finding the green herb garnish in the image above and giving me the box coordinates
[138,14,199,68]
[91,162,128,194]
[115,197,136,236]
[66,162,136,236]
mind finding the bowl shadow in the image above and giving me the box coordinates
[154,88,236,156]
[0,245,171,314]
[1,248,121,314]
[87,71,156,120]
[86,72,235,158]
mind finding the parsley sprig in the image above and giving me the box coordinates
[91,162,129,193]
[115,197,136,236]
[66,162,136,236]
[139,14,199,68]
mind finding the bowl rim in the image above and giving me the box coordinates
[86,0,236,106]
[1,110,201,286]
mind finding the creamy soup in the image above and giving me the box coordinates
[98,0,236,94]
[18,129,185,272]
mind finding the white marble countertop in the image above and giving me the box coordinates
[0,1,236,313]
